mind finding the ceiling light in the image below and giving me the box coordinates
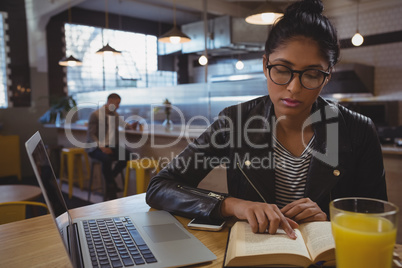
[59,55,83,67]
[59,0,82,67]
[158,26,191,44]
[96,43,121,55]
[351,0,364,47]
[235,60,244,70]
[96,0,121,55]
[245,2,283,25]
[198,55,208,66]
[158,0,191,44]
[352,33,364,46]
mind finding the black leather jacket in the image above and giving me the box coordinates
[146,96,387,220]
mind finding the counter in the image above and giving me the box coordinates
[381,144,402,155]
[44,123,207,161]
[45,123,206,139]
[46,124,402,155]
[381,144,402,243]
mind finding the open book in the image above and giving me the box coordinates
[224,221,335,267]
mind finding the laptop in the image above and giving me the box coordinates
[25,131,216,268]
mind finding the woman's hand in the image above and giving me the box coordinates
[221,197,298,239]
[280,198,327,223]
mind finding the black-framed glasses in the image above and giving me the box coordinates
[266,63,330,90]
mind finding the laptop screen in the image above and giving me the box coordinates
[31,139,68,217]
[26,132,72,235]
[26,132,85,267]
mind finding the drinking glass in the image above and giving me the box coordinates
[330,197,398,268]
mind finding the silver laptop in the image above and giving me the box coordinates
[25,131,216,268]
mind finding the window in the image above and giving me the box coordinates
[64,23,176,95]
[0,12,8,108]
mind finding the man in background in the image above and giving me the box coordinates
[86,93,137,200]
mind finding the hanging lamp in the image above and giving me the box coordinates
[59,55,82,67]
[235,59,244,70]
[59,1,82,67]
[158,0,191,44]
[351,0,364,46]
[96,0,121,55]
[198,55,208,66]
[245,1,283,25]
[96,43,121,55]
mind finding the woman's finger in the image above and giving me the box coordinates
[269,205,297,239]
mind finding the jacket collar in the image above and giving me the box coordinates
[304,97,352,203]
[242,96,352,204]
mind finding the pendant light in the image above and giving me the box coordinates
[198,55,208,66]
[245,1,283,25]
[200,0,208,82]
[59,55,82,67]
[96,0,121,55]
[351,0,364,47]
[235,59,244,70]
[158,0,191,44]
[96,43,121,56]
[59,1,82,67]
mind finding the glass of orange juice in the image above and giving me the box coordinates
[330,197,398,268]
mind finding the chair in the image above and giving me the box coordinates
[124,158,160,196]
[0,135,21,181]
[59,148,90,199]
[0,201,48,225]
[87,159,125,201]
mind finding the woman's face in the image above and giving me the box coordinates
[263,36,330,120]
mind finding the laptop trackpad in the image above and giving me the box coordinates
[143,223,190,243]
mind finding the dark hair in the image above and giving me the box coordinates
[107,93,121,100]
[265,0,340,68]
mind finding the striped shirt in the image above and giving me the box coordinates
[273,136,315,208]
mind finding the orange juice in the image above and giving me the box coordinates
[331,213,396,268]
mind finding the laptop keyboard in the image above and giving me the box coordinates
[83,217,157,267]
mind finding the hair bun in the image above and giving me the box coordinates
[285,0,324,17]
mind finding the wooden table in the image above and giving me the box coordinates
[0,184,42,203]
[0,193,228,267]
[0,193,400,268]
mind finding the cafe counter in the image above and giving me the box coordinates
[44,123,205,160]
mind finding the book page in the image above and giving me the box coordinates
[225,220,241,265]
[299,221,335,262]
[231,221,311,258]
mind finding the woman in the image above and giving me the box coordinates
[146,0,387,239]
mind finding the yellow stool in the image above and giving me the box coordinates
[59,148,90,199]
[124,159,160,196]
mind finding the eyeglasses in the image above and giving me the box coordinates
[266,63,330,90]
